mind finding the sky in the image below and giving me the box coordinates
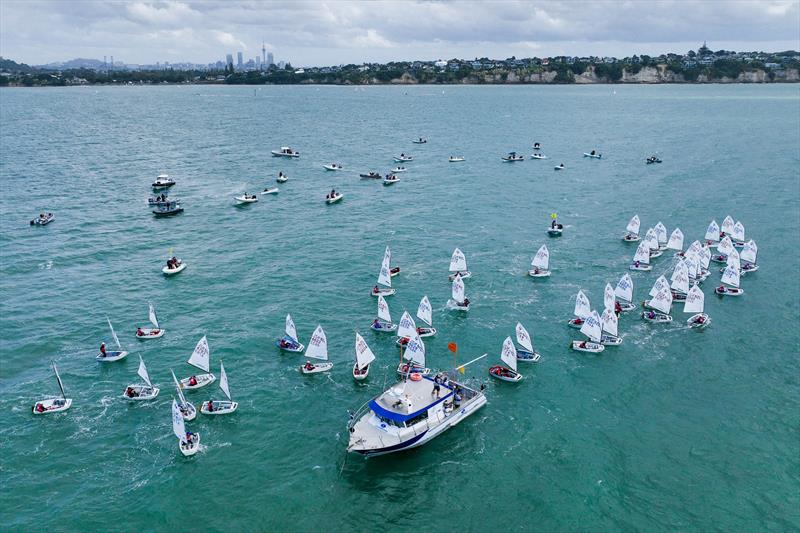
[1,0,798,67]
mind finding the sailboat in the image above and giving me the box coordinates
[704,219,720,248]
[716,264,744,296]
[180,336,216,390]
[448,247,471,280]
[415,296,436,337]
[528,244,551,277]
[397,332,429,376]
[371,247,396,297]
[171,369,196,421]
[97,317,129,362]
[172,399,200,457]
[712,236,735,263]
[614,273,636,312]
[644,228,662,258]
[684,285,711,329]
[568,289,591,328]
[732,221,746,246]
[386,246,401,277]
[642,285,673,323]
[276,313,305,352]
[300,325,333,373]
[670,261,690,301]
[352,332,376,380]
[200,362,238,415]
[603,283,616,313]
[644,276,670,308]
[630,241,652,271]
[740,240,759,274]
[32,362,72,414]
[571,310,605,353]
[515,322,541,362]
[489,337,523,382]
[123,356,160,400]
[654,222,669,251]
[370,294,397,332]
[720,215,735,238]
[667,228,684,255]
[600,308,622,345]
[136,302,164,339]
[447,273,470,311]
[623,214,641,242]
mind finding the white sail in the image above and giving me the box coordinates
[603,283,615,311]
[219,362,231,401]
[649,275,669,298]
[515,322,534,353]
[633,241,651,264]
[451,274,465,303]
[626,214,641,236]
[500,336,518,372]
[449,247,467,272]
[671,259,686,282]
[149,303,159,329]
[397,311,417,338]
[354,332,376,370]
[721,265,740,288]
[285,314,298,342]
[172,399,187,443]
[580,310,603,342]
[650,287,673,315]
[574,290,591,318]
[741,240,758,264]
[705,220,720,242]
[377,250,392,288]
[717,236,734,256]
[171,369,187,406]
[137,356,152,387]
[403,333,425,367]
[726,248,741,270]
[107,317,121,349]
[671,265,690,295]
[384,246,392,267]
[721,215,735,235]
[654,222,667,246]
[531,245,549,270]
[686,240,702,255]
[699,245,711,269]
[684,252,700,279]
[644,229,659,251]
[187,335,210,372]
[600,308,618,337]
[306,325,328,361]
[615,273,634,303]
[732,221,745,242]
[377,295,392,323]
[667,228,684,251]
[53,362,66,399]
[416,295,433,327]
[683,285,705,313]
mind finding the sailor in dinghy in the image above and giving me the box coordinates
[33,362,72,414]
[123,356,159,400]
[325,189,344,204]
[528,244,551,277]
[740,240,759,274]
[684,285,711,329]
[623,215,641,242]
[136,303,164,339]
[371,295,398,333]
[171,369,196,421]
[704,220,721,248]
[515,322,541,362]
[97,318,128,362]
[716,264,744,296]
[180,336,216,390]
[600,308,622,346]
[371,247,396,297]
[300,325,334,374]
[447,273,470,311]
[642,285,673,323]
[630,241,652,271]
[277,314,305,352]
[352,333,376,381]
[448,247,471,280]
[397,332,430,376]
[667,228,684,256]
[172,400,200,457]
[614,273,636,312]
[568,290,591,328]
[200,362,238,415]
[489,337,524,382]
[571,310,605,353]
[162,256,186,275]
[415,295,437,337]
[547,213,563,236]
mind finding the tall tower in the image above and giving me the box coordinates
[262,41,266,66]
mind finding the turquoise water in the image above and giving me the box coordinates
[1,84,799,531]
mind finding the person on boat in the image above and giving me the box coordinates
[454,389,462,408]
[559,163,564,168]
[615,301,622,315]
[695,315,706,324]
[188,376,198,386]
[460,298,470,307]
[100,342,107,357]
[372,318,381,329]
[304,361,315,371]
[433,375,441,398]
[647,310,656,319]
[185,431,194,441]
[717,285,726,293]
[36,402,46,412]
[398,336,410,347]
[373,285,380,294]
[579,341,587,349]
[534,142,540,149]
[634,260,640,268]
[591,150,596,155]
[136,327,144,337]
[207,401,214,412]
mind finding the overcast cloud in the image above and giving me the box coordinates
[1,0,798,66]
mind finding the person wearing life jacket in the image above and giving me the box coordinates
[615,301,622,315]
[100,342,107,357]
[304,361,314,371]
[36,403,45,412]
[207,401,214,412]
[188,376,198,386]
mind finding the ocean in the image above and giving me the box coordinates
[1,84,798,531]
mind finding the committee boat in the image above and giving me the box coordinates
[272,147,300,158]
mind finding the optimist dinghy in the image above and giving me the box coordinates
[152,173,176,189]
[123,356,159,401]
[180,336,216,390]
[489,337,523,382]
[171,369,196,421]
[383,174,400,185]
[136,303,164,339]
[391,167,408,173]
[615,273,636,311]
[371,295,397,332]
[642,285,673,323]
[447,273,470,311]
[623,215,641,242]
[515,322,541,362]
[172,400,200,457]
[583,151,602,158]
[571,310,605,353]
[352,333,375,381]
[394,154,413,162]
[152,201,183,216]
[97,318,128,362]
[235,194,258,204]
[32,362,72,415]
[554,163,565,171]
[276,313,305,352]
[261,187,279,195]
[630,241,652,271]
[684,285,710,329]
[323,163,343,171]
[568,290,591,328]
[300,325,334,374]
[200,362,238,415]
[372,247,396,296]
[528,244,551,277]
[448,247,471,280]
[416,295,437,337]
[715,265,744,296]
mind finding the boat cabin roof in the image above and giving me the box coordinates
[369,375,453,423]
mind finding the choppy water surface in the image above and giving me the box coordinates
[1,84,799,531]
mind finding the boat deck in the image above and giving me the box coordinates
[375,375,452,416]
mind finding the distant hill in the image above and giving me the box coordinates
[40,58,105,70]
[0,57,36,73]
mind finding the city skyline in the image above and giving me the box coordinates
[1,0,799,67]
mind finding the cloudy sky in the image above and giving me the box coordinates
[1,0,798,66]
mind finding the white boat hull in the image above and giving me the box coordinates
[448,158,465,162]
[528,269,551,277]
[162,263,187,275]
[448,271,471,281]
[97,350,128,362]
[629,263,652,271]
[396,362,430,376]
[489,365,523,382]
[567,318,584,329]
[687,313,711,329]
[261,188,279,195]
[417,327,437,338]
[179,434,200,457]
[583,153,602,158]
[180,373,216,390]
[622,234,640,242]
[601,334,623,346]
[276,337,305,353]
[371,288,396,297]
[570,340,605,353]
[200,400,238,415]
[446,299,470,311]
[370,320,397,333]
[547,228,563,236]
[516,349,541,363]
[326,194,344,204]
[715,287,744,296]
[353,361,370,381]
[32,398,72,414]
[179,402,197,421]
[618,301,636,312]
[123,385,160,400]
[642,312,673,323]
[136,328,165,340]
[300,362,333,374]
[235,196,258,204]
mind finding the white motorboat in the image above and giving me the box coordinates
[515,322,541,362]
[383,175,400,185]
[359,172,382,179]
[276,314,305,353]
[391,167,408,173]
[272,147,300,158]
[501,152,524,162]
[325,192,343,204]
[323,163,343,171]
[394,154,413,162]
[180,336,216,390]
[172,400,200,457]
[528,244,551,277]
[554,164,565,171]
[152,173,176,189]
[32,362,72,415]
[235,194,258,204]
[530,153,548,159]
[136,303,164,339]
[123,356,160,401]
[412,138,427,144]
[200,362,238,415]
[30,213,55,226]
[352,332,375,381]
[97,318,128,362]
[162,260,186,275]
[300,325,333,374]
[152,201,183,216]
[448,156,465,162]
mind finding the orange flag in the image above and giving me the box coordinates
[448,342,457,353]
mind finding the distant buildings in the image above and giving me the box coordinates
[267,52,274,67]
[237,52,243,69]
[226,54,233,69]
